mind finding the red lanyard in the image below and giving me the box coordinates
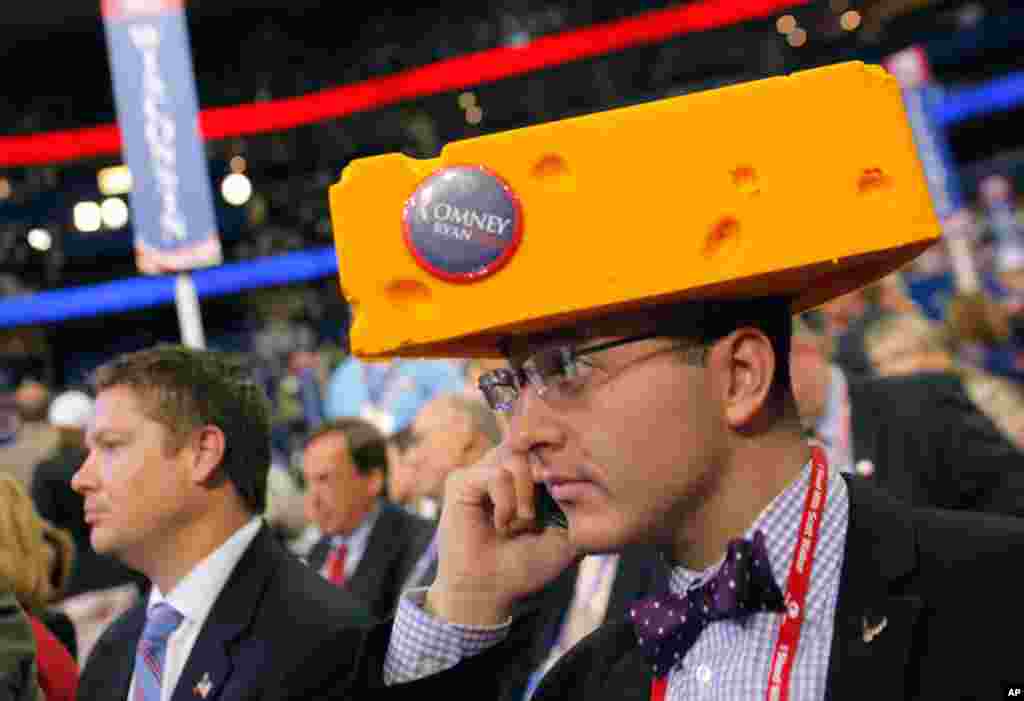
[650,447,829,701]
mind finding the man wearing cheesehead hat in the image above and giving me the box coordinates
[278,62,1024,701]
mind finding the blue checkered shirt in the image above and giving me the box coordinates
[384,460,849,700]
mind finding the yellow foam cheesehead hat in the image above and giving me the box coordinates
[329,61,940,359]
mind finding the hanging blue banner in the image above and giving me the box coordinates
[884,46,980,294]
[102,0,222,275]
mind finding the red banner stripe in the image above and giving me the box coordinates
[1,0,805,167]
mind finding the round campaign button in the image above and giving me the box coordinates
[402,165,523,283]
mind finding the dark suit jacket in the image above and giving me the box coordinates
[77,524,373,701]
[495,545,667,701]
[848,371,1024,516]
[306,501,435,621]
[285,475,1024,701]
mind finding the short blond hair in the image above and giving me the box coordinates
[863,312,953,358]
[0,474,74,612]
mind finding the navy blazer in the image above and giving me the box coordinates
[306,501,435,621]
[848,371,1024,516]
[77,524,373,701]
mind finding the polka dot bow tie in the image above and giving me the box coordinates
[629,530,786,677]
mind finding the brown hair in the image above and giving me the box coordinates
[0,474,74,612]
[92,345,272,514]
[306,417,388,476]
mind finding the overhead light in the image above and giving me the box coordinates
[229,155,247,173]
[74,201,102,233]
[221,173,252,206]
[840,10,861,31]
[97,165,133,196]
[786,27,808,47]
[101,197,129,229]
[776,15,797,34]
[27,228,51,252]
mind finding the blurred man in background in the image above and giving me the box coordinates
[303,417,433,620]
[0,380,57,487]
[790,316,1024,515]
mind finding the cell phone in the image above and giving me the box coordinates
[535,484,568,529]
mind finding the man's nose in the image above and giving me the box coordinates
[504,387,566,475]
[71,450,97,494]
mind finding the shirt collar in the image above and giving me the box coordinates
[667,458,837,625]
[815,364,848,444]
[149,517,264,625]
[332,500,382,551]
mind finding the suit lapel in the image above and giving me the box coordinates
[606,546,668,623]
[107,603,147,701]
[825,476,923,701]
[306,537,331,573]
[347,505,401,607]
[169,527,278,701]
[845,380,875,472]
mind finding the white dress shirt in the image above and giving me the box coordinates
[322,502,382,581]
[814,365,853,472]
[129,517,263,701]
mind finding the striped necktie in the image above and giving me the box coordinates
[134,603,184,701]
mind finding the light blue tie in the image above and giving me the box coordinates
[134,603,184,701]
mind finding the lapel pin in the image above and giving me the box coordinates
[862,615,887,644]
[855,460,875,478]
[193,672,213,699]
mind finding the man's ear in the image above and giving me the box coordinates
[189,425,227,485]
[712,328,776,430]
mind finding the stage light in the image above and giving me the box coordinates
[466,106,484,125]
[27,229,51,252]
[787,27,807,47]
[74,201,102,233]
[230,155,247,173]
[776,15,797,34]
[458,92,477,109]
[840,10,861,31]
[221,173,252,206]
[101,197,129,229]
[97,165,132,196]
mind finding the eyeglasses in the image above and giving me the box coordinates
[478,332,708,413]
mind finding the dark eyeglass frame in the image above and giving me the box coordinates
[477,332,708,413]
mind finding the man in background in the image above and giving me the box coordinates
[789,316,1024,515]
[0,380,57,487]
[303,418,434,620]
